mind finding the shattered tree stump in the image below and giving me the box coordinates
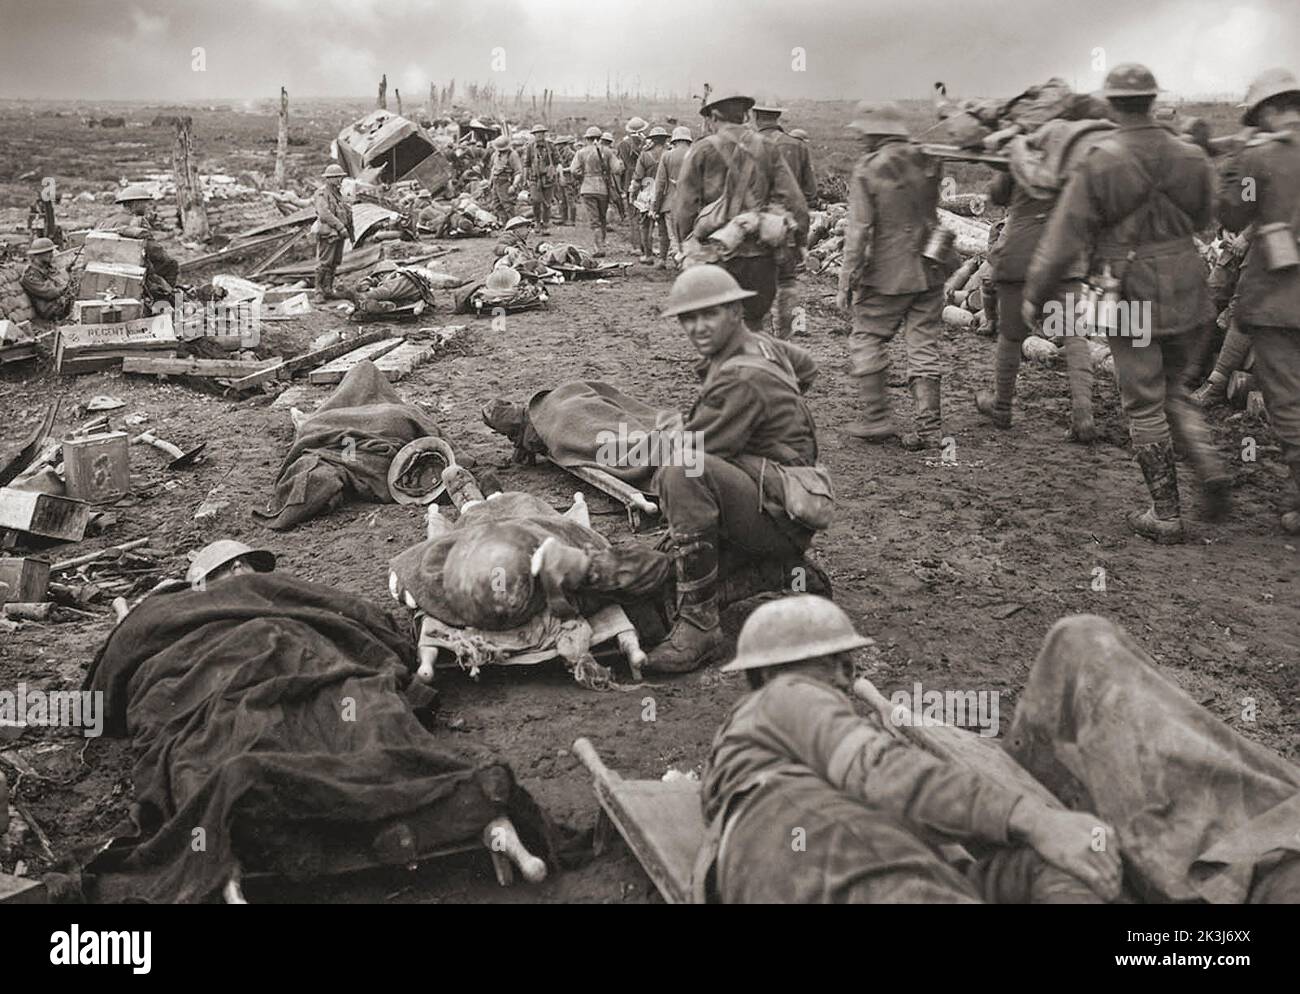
[275,86,289,190]
[172,116,211,241]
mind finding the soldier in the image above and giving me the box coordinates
[311,164,354,303]
[99,186,180,299]
[343,260,435,314]
[836,102,947,450]
[1217,68,1300,535]
[569,126,624,257]
[647,266,830,674]
[616,117,649,252]
[655,126,693,262]
[973,163,1098,442]
[523,124,558,236]
[754,105,818,339]
[493,215,534,259]
[486,135,523,226]
[693,596,1121,904]
[19,237,74,320]
[553,134,578,226]
[1025,64,1230,544]
[674,89,809,333]
[629,126,671,266]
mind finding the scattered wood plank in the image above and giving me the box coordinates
[262,243,382,281]
[176,230,299,275]
[0,489,90,543]
[308,337,404,384]
[269,383,320,410]
[372,340,434,381]
[223,328,391,393]
[122,356,277,378]
[55,314,178,375]
[0,873,48,905]
[51,537,151,572]
[248,226,309,279]
[236,205,315,240]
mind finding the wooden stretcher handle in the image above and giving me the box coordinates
[571,736,616,783]
[483,815,547,884]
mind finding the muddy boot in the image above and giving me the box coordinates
[1128,440,1185,544]
[1062,335,1097,443]
[718,555,831,605]
[312,266,331,304]
[645,532,725,674]
[1168,396,1232,522]
[593,225,606,258]
[1191,372,1228,408]
[900,377,943,451]
[844,370,898,442]
[1281,461,1300,536]
[974,336,1020,429]
[772,283,795,340]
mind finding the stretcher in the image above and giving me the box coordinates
[543,456,659,531]
[554,261,631,280]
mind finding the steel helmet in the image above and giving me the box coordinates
[583,125,603,139]
[185,540,275,587]
[848,101,910,137]
[372,260,399,274]
[721,595,873,672]
[790,128,809,141]
[492,135,511,149]
[115,185,152,203]
[1240,67,1300,125]
[700,89,755,116]
[752,104,785,115]
[387,436,456,505]
[321,163,347,178]
[661,264,755,317]
[531,123,548,134]
[26,237,56,256]
[504,215,532,230]
[626,116,648,133]
[670,125,693,143]
[1102,63,1159,98]
[646,126,670,140]
[600,131,614,143]
[486,266,522,290]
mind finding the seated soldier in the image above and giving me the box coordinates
[647,266,832,674]
[98,186,179,300]
[344,260,435,314]
[494,215,535,260]
[19,237,74,320]
[694,596,1121,904]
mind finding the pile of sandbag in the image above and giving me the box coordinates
[0,263,36,325]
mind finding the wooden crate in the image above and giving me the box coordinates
[0,488,90,542]
[71,298,145,324]
[56,313,177,374]
[63,431,131,502]
[82,231,146,268]
[79,262,146,299]
[0,556,50,604]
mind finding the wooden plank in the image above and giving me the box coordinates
[223,328,392,392]
[371,339,434,381]
[919,142,1009,165]
[236,205,316,240]
[122,356,276,378]
[0,557,50,605]
[0,874,48,905]
[248,226,309,279]
[0,489,90,542]
[269,383,321,410]
[308,338,404,384]
[176,230,300,275]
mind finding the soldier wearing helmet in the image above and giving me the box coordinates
[629,126,672,266]
[616,117,649,252]
[752,105,817,339]
[98,185,179,300]
[19,237,74,320]
[312,163,354,303]
[486,135,524,226]
[645,266,828,674]
[345,258,435,314]
[653,126,694,261]
[523,124,558,236]
[673,88,809,333]
[1025,63,1229,545]
[569,126,625,257]
[552,133,579,227]
[1217,68,1300,536]
[692,595,1122,904]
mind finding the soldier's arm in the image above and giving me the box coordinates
[987,171,1014,207]
[756,680,1027,846]
[20,268,66,300]
[798,146,818,206]
[839,164,873,294]
[770,148,809,241]
[1216,147,1259,232]
[571,149,586,182]
[653,157,670,214]
[314,192,347,236]
[1024,160,1101,310]
[673,147,704,238]
[773,339,818,392]
[682,375,764,460]
[1191,152,1215,230]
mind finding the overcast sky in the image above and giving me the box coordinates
[0,0,1293,104]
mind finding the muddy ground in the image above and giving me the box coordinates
[0,100,1296,904]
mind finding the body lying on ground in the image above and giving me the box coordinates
[343,260,436,313]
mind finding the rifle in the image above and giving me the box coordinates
[596,146,625,221]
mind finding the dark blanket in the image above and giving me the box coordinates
[82,572,555,903]
[254,359,441,530]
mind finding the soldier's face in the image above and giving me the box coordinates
[679,302,743,357]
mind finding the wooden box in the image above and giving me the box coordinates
[0,556,50,604]
[56,313,177,374]
[0,488,90,542]
[80,262,146,299]
[72,298,145,324]
[63,431,130,502]
[82,231,146,268]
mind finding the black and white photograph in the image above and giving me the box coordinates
[0,0,1295,956]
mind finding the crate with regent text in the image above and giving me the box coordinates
[63,431,131,502]
[55,312,177,374]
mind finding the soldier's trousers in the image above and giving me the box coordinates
[1108,332,1224,482]
[581,194,609,249]
[655,456,810,560]
[719,255,778,332]
[1210,320,1255,379]
[1243,325,1300,503]
[530,182,553,229]
[315,235,344,289]
[487,177,514,223]
[772,250,799,339]
[849,286,945,380]
[638,211,669,259]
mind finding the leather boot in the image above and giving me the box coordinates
[1191,372,1228,408]
[1168,396,1232,522]
[901,377,943,451]
[844,370,898,442]
[645,532,725,674]
[1128,440,1185,544]
[1062,335,1097,442]
[974,336,1020,429]
[312,266,330,304]
[593,225,606,258]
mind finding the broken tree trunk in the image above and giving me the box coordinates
[172,116,210,241]
[427,82,436,121]
[395,88,403,117]
[377,74,387,110]
[275,86,288,189]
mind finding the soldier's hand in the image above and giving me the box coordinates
[835,288,851,311]
[1020,297,1040,331]
[1011,802,1123,901]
